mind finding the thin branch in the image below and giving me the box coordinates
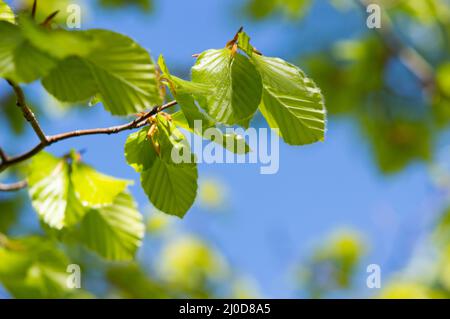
[7,80,48,144]
[357,0,435,94]
[0,148,7,163]
[0,100,178,174]
[0,180,28,192]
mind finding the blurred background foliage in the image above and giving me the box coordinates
[0,0,449,298]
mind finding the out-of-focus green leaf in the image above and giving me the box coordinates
[0,197,23,233]
[299,230,364,298]
[246,0,312,20]
[0,0,15,24]
[17,0,79,25]
[364,117,432,174]
[192,48,262,125]
[157,235,228,291]
[99,0,153,11]
[107,264,172,299]
[251,54,326,145]
[0,236,91,298]
[79,192,144,261]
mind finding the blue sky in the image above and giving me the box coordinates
[1,0,447,298]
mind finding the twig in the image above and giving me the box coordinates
[356,0,435,94]
[0,148,7,163]
[7,80,48,144]
[0,180,28,192]
[0,100,178,173]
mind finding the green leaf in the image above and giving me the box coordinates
[0,21,56,83]
[125,115,198,217]
[0,22,24,78]
[238,31,254,57]
[251,54,326,145]
[28,152,133,229]
[141,157,198,218]
[71,162,131,207]
[79,192,145,261]
[0,236,91,298]
[20,16,95,59]
[28,152,86,229]
[125,127,158,173]
[84,29,162,115]
[191,48,262,125]
[43,30,162,115]
[0,0,15,24]
[42,57,97,102]
[13,41,56,83]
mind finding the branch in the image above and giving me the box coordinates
[0,100,178,174]
[0,180,28,192]
[7,80,48,143]
[0,148,7,163]
[357,0,435,94]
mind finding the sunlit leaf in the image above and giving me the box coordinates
[80,192,145,261]
[141,157,198,218]
[192,48,262,125]
[28,152,86,229]
[0,0,15,24]
[251,54,326,145]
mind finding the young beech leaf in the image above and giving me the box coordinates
[125,127,158,173]
[71,162,131,207]
[42,57,98,102]
[191,48,262,125]
[0,236,92,298]
[0,0,15,24]
[28,152,86,229]
[125,116,198,218]
[0,21,56,83]
[42,29,162,115]
[141,157,198,218]
[28,151,133,230]
[250,54,326,145]
[237,31,254,57]
[79,192,145,261]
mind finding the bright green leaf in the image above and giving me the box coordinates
[125,127,158,173]
[71,162,131,207]
[42,57,97,102]
[84,29,162,115]
[0,0,15,24]
[192,48,262,125]
[238,31,254,57]
[28,152,86,229]
[251,54,326,145]
[80,192,145,261]
[141,157,198,218]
